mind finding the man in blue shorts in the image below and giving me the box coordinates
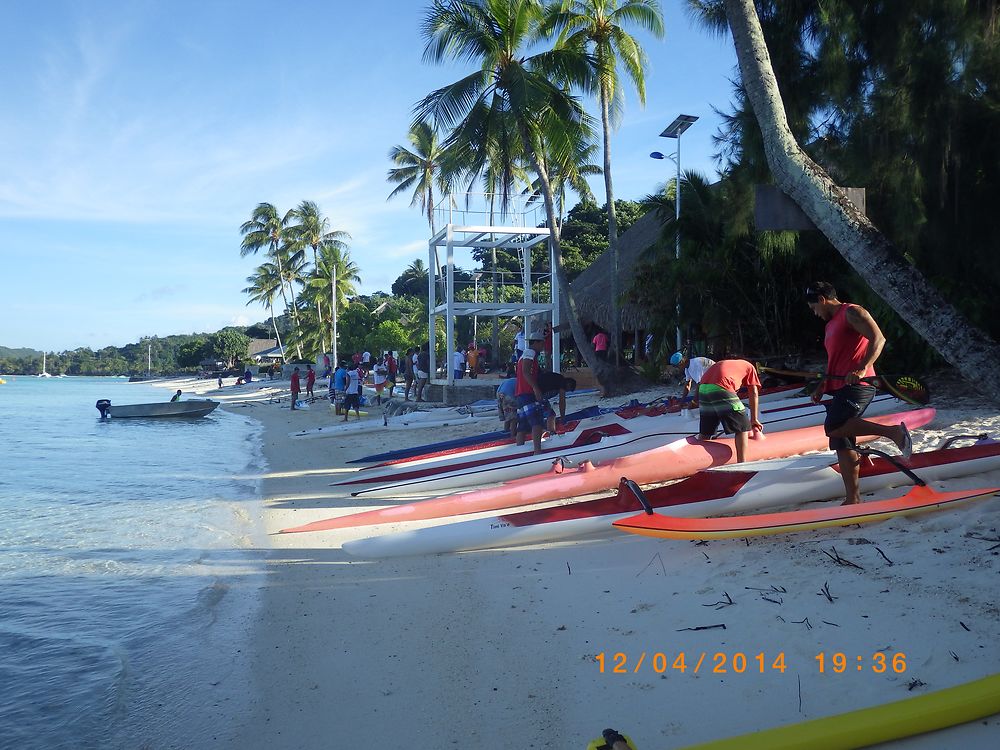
[514,330,547,454]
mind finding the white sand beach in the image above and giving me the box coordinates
[157,374,1000,748]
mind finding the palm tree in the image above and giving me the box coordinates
[387,121,453,234]
[549,0,664,365]
[418,0,627,392]
[308,244,362,365]
[288,200,351,353]
[523,137,601,226]
[243,262,286,357]
[239,203,303,358]
[719,0,1000,402]
[393,258,430,297]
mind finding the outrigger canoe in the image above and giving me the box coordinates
[612,483,1000,540]
[279,408,934,534]
[353,402,651,468]
[339,393,902,498]
[349,384,805,465]
[343,427,998,559]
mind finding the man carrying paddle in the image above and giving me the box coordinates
[806,282,912,504]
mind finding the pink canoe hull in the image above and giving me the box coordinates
[280,408,935,534]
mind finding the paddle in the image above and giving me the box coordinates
[757,366,930,406]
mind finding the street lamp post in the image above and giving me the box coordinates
[650,113,698,352]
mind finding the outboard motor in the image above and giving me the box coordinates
[96,399,112,419]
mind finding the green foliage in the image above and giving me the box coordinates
[392,259,430,297]
[177,338,211,368]
[211,329,251,368]
[559,199,644,278]
[369,321,410,355]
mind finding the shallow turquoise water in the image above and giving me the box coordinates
[0,376,264,749]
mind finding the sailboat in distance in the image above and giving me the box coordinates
[37,351,52,377]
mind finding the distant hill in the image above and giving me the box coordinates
[0,346,41,358]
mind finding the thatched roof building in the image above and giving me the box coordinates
[564,208,667,331]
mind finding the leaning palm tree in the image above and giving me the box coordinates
[548,0,665,364]
[418,0,626,392]
[288,200,351,353]
[239,203,303,358]
[242,262,286,357]
[716,0,1000,402]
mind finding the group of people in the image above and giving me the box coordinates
[452,342,486,380]
[326,361,367,420]
[675,281,912,505]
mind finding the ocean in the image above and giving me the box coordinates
[0,376,265,749]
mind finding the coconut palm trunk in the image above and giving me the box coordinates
[518,125,619,393]
[600,80,621,365]
[723,0,1000,404]
[268,301,284,360]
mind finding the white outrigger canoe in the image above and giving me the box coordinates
[340,393,903,498]
[344,425,1000,559]
[281,408,935,537]
[288,404,495,440]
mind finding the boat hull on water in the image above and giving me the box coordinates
[280,407,935,534]
[102,399,220,419]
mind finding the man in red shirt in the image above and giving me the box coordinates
[806,282,911,504]
[290,367,301,410]
[696,359,764,463]
[515,330,547,453]
[305,364,316,398]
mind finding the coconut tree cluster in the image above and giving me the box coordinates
[382,0,664,394]
[240,201,359,362]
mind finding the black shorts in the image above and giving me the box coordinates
[698,388,751,436]
[824,384,876,450]
[343,392,362,410]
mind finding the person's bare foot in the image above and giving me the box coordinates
[841,498,861,506]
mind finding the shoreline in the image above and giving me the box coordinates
[158,374,1000,748]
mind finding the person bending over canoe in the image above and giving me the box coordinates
[806,282,912,504]
[670,351,716,402]
[170,389,182,402]
[515,331,548,454]
[537,370,577,432]
[695,359,763,463]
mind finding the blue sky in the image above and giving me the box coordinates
[0,1,736,352]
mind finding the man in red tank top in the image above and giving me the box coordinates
[515,330,549,453]
[806,282,912,504]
